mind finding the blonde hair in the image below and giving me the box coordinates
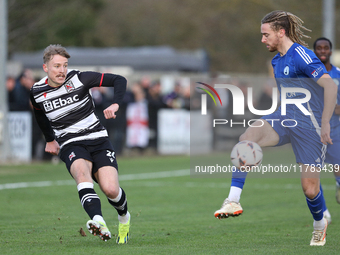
[261,11,311,47]
[43,44,70,63]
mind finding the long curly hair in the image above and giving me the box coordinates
[261,10,311,47]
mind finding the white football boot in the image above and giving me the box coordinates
[214,198,243,219]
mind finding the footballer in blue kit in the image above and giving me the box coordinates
[264,42,340,165]
[214,11,338,246]
[313,37,340,206]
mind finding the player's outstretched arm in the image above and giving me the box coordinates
[45,140,60,155]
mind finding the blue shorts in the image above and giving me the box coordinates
[261,111,326,166]
[325,135,340,165]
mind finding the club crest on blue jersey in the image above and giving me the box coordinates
[284,66,289,75]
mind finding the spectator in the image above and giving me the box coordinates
[11,69,35,111]
[180,85,190,110]
[147,80,167,151]
[126,83,149,153]
[6,76,16,111]
[109,86,135,155]
[7,70,44,161]
[164,82,182,108]
[140,75,152,96]
[92,86,113,127]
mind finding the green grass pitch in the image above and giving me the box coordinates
[0,148,339,254]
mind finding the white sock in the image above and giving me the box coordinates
[324,209,331,219]
[109,188,122,203]
[227,186,243,203]
[118,211,130,224]
[93,215,106,224]
[313,218,325,231]
[77,182,93,191]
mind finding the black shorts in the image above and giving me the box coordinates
[59,137,118,182]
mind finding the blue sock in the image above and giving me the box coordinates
[335,176,340,186]
[319,184,327,212]
[230,168,248,189]
[306,190,324,221]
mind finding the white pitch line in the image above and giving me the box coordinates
[119,169,189,181]
[123,181,336,190]
[0,169,190,191]
[0,168,336,191]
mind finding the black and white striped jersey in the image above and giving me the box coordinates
[30,69,127,149]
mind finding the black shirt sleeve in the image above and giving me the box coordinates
[78,71,127,106]
[102,73,127,106]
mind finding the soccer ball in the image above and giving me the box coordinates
[230,140,263,169]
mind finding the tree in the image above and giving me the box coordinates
[8,0,105,54]
[8,0,333,73]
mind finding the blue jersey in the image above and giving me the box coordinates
[328,64,340,104]
[327,64,340,139]
[323,65,340,164]
[272,43,338,130]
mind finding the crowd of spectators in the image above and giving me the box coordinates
[7,69,277,159]
[6,71,191,160]
[92,75,190,156]
[6,69,48,160]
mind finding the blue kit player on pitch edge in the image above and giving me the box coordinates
[214,11,339,246]
[313,37,340,217]
[313,37,340,195]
